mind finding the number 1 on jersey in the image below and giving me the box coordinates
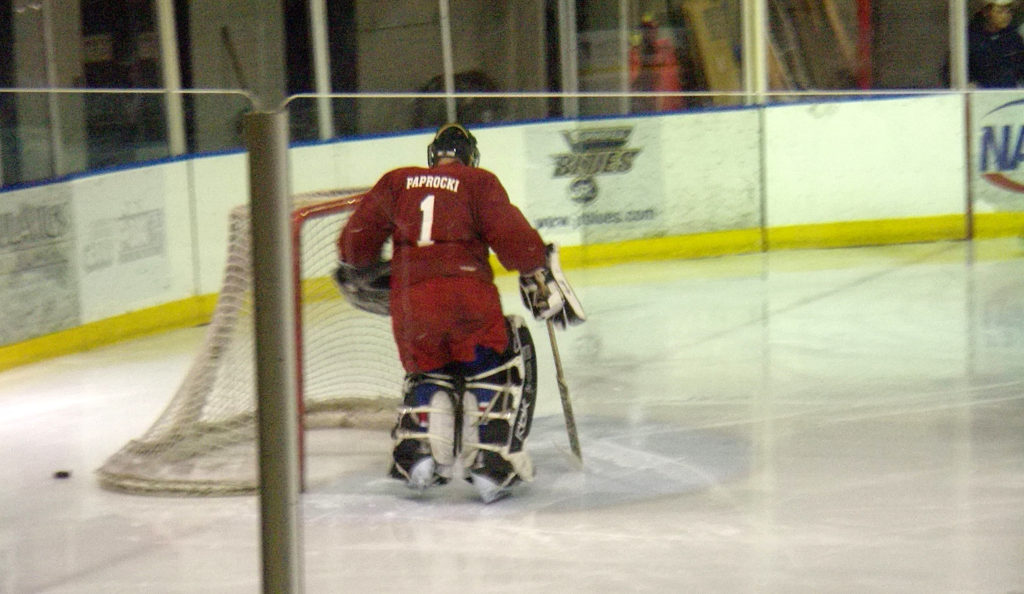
[417,194,435,247]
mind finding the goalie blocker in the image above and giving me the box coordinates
[519,243,586,328]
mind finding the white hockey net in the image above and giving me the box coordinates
[97,189,403,495]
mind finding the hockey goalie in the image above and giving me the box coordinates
[336,123,584,503]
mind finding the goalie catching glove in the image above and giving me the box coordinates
[333,260,391,316]
[519,243,586,329]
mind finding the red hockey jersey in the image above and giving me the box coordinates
[340,161,545,284]
[339,161,546,372]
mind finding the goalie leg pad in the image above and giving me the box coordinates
[389,372,460,485]
[461,315,538,486]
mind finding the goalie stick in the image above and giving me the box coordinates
[547,318,583,466]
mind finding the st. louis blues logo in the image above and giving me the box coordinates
[551,127,641,203]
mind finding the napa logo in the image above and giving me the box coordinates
[978,99,1024,193]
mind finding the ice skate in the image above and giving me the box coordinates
[469,471,512,504]
[407,457,436,491]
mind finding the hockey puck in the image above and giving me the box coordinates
[53,470,71,479]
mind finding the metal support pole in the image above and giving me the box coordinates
[245,110,303,594]
[618,0,630,114]
[40,0,65,175]
[742,0,769,105]
[558,0,579,118]
[156,0,187,155]
[309,0,335,139]
[438,0,457,122]
[955,0,973,239]
[949,0,968,89]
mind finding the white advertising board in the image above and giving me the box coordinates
[522,119,664,246]
[519,111,762,246]
[0,184,79,344]
[764,95,965,226]
[73,166,176,322]
[969,91,1024,213]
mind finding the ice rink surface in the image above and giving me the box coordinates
[2,239,1023,593]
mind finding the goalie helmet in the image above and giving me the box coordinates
[428,123,480,167]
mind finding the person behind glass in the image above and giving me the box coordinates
[629,13,683,112]
[968,0,1024,87]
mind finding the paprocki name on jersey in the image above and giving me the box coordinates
[405,175,461,193]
